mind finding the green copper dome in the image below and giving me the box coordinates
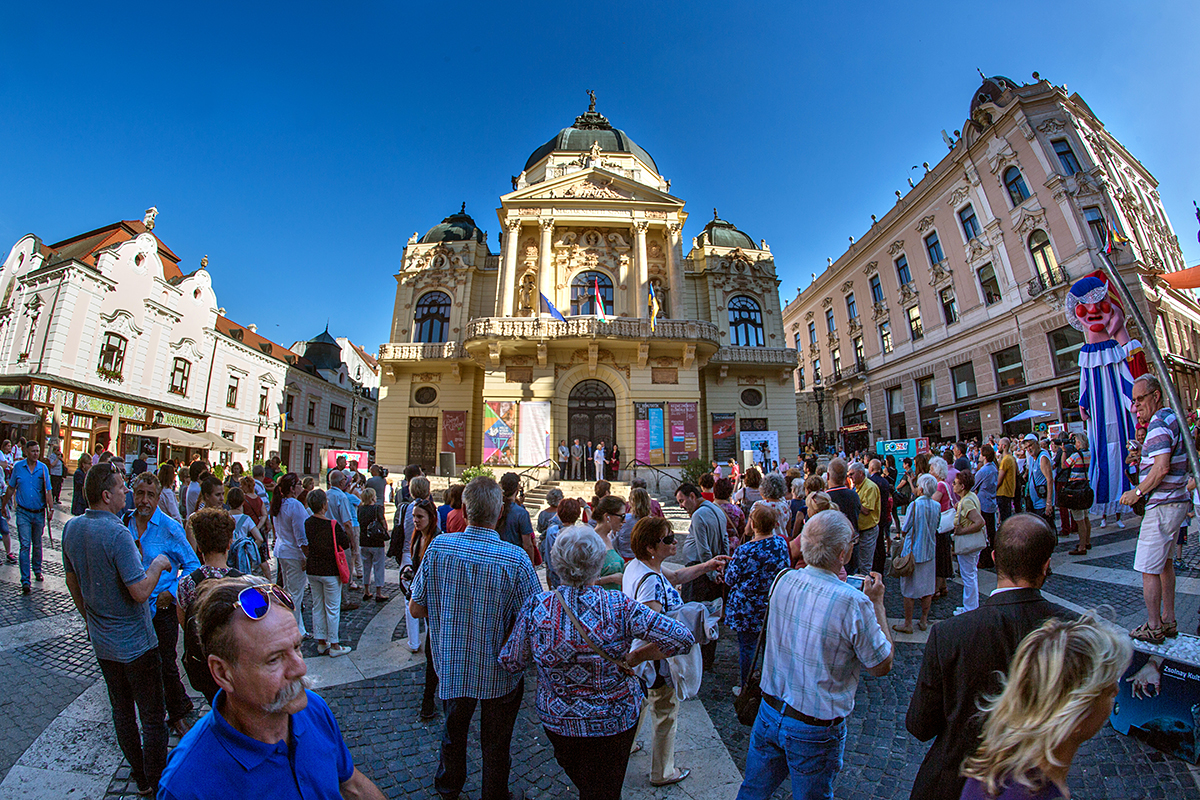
[524,104,658,174]
[421,204,485,245]
[701,211,756,250]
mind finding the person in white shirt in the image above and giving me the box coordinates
[593,441,606,482]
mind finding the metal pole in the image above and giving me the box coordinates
[1096,248,1200,481]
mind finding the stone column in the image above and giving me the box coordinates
[633,220,650,320]
[498,218,521,316]
[538,218,555,316]
[666,222,685,318]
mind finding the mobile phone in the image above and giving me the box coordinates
[845,574,866,592]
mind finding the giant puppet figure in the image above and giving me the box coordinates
[1065,271,1148,516]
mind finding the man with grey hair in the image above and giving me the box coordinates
[410,477,541,800]
[737,510,892,800]
[537,487,564,536]
[325,470,361,611]
[1122,372,1191,644]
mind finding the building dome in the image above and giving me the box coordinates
[420,203,484,244]
[524,102,658,173]
[303,326,343,372]
[701,210,756,250]
[969,75,1018,116]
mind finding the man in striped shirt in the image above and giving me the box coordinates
[1123,373,1191,644]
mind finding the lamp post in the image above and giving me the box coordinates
[813,380,826,454]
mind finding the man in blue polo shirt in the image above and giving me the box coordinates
[5,441,51,594]
[128,471,200,736]
[158,576,385,800]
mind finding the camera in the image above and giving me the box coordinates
[845,574,866,592]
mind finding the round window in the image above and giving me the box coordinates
[741,388,763,407]
[414,386,437,405]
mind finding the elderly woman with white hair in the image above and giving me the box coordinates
[500,524,694,800]
[928,455,954,598]
[753,472,792,540]
[894,474,939,633]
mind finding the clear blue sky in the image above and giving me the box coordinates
[1,1,1196,353]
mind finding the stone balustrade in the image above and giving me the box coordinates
[378,342,466,361]
[463,316,721,344]
[710,346,799,366]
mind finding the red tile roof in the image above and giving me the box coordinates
[347,340,379,371]
[214,315,300,366]
[47,220,183,280]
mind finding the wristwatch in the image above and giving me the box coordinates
[1135,487,1144,498]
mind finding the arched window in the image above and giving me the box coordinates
[728,295,765,347]
[842,398,867,426]
[413,291,451,344]
[1029,230,1059,283]
[570,271,613,316]
[1004,167,1030,206]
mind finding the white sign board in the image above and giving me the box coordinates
[738,431,780,468]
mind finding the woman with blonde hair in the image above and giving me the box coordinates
[961,615,1131,799]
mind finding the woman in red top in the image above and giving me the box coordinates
[443,483,467,533]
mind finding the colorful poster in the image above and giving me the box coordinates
[518,401,551,466]
[483,401,519,466]
[712,413,737,464]
[635,403,667,465]
[648,406,665,464]
[325,449,370,474]
[441,411,467,465]
[668,402,699,464]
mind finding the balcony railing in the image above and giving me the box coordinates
[464,316,721,344]
[378,342,466,361]
[710,347,799,366]
[1027,266,1070,298]
[829,359,866,384]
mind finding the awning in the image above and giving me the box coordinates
[0,401,37,424]
[138,427,211,447]
[1003,409,1054,425]
[192,431,248,453]
[1161,264,1200,290]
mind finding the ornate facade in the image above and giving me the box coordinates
[377,102,799,473]
[782,75,1199,452]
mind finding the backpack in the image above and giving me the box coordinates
[387,502,412,561]
[229,535,262,576]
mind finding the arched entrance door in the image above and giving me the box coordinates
[568,380,615,453]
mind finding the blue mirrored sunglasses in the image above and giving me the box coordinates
[234,584,295,621]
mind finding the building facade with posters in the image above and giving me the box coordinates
[781,75,1198,453]
[0,212,376,473]
[376,100,799,475]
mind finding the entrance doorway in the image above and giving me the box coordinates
[280,440,291,472]
[407,416,439,474]
[567,380,615,453]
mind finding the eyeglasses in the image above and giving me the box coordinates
[659,534,676,546]
[234,584,295,621]
[1132,392,1155,403]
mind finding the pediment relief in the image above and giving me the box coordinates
[407,242,469,273]
[100,309,143,339]
[169,337,205,362]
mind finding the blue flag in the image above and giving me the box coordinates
[540,292,566,321]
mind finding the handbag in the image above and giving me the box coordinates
[937,508,955,535]
[1059,481,1094,511]
[331,520,351,584]
[735,569,791,726]
[952,506,987,555]
[891,546,915,578]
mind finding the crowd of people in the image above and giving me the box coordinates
[22,368,1197,799]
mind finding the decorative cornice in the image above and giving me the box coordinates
[888,240,905,256]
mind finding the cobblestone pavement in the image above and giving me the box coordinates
[2,495,1200,799]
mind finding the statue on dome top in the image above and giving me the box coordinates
[143,207,158,231]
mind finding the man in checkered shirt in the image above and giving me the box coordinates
[410,476,540,800]
[736,509,893,800]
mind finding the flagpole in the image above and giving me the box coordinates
[1096,246,1200,483]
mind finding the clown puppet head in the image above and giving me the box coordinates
[1065,271,1130,345]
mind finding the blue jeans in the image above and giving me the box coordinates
[15,507,44,586]
[737,629,759,687]
[736,699,846,800]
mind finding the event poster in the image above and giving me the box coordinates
[668,402,699,464]
[518,401,551,466]
[1110,641,1200,763]
[441,411,466,465]
[325,449,370,474]
[712,413,737,463]
[635,403,667,465]
[739,430,780,468]
[483,401,518,466]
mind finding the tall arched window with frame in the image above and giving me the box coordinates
[413,291,451,344]
[728,295,765,347]
[1028,230,1059,285]
[1004,167,1030,206]
[570,271,613,316]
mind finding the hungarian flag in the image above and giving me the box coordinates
[594,278,608,322]
[648,281,660,331]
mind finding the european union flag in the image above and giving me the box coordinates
[540,292,566,321]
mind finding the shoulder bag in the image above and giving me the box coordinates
[332,520,351,584]
[553,589,636,678]
[952,503,987,556]
[735,568,792,726]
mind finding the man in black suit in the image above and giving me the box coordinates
[905,513,1067,800]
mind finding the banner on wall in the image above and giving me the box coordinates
[483,401,519,466]
[739,430,780,468]
[441,411,467,465]
[635,403,667,465]
[324,449,371,476]
[712,413,737,464]
[518,402,551,466]
[668,402,699,464]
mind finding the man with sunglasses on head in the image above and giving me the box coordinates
[157,577,386,800]
[62,463,177,797]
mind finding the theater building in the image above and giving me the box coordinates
[781,74,1198,452]
[377,101,799,475]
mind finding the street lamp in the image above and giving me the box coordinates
[813,380,826,454]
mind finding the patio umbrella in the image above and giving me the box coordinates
[138,426,211,447]
[193,431,248,453]
[1002,409,1054,425]
[0,401,37,424]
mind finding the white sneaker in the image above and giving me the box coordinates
[328,644,352,658]
[1117,517,1126,528]
[953,606,968,616]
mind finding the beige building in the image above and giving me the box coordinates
[377,101,798,475]
[782,74,1198,454]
